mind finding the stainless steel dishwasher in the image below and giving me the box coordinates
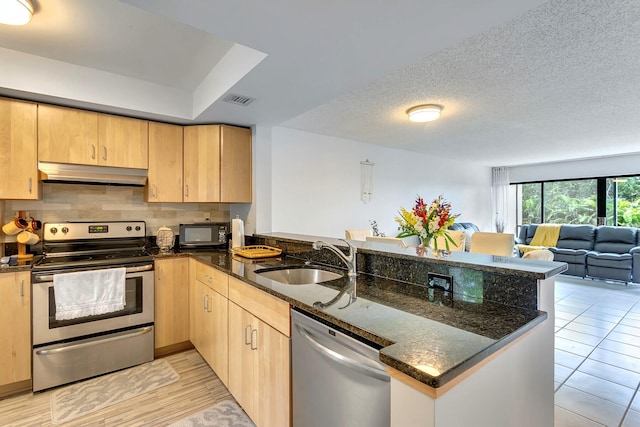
[291,308,391,427]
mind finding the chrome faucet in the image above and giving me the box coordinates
[312,239,357,278]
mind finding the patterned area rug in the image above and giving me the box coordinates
[50,359,180,425]
[168,400,256,427]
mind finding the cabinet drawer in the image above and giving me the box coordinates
[195,261,228,297]
[228,277,290,337]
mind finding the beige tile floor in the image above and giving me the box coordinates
[554,276,640,427]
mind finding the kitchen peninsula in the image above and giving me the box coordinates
[199,232,565,427]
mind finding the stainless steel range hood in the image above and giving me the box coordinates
[38,162,148,187]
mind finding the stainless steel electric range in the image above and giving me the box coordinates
[31,221,155,392]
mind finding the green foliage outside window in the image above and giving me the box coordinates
[520,176,640,227]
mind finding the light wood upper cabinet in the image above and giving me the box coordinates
[183,125,221,202]
[38,104,148,169]
[183,124,252,203]
[154,257,189,352]
[0,98,40,200]
[37,104,99,166]
[221,125,252,203]
[146,122,183,202]
[0,272,31,389]
[97,114,148,169]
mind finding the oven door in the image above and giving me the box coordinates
[32,264,154,346]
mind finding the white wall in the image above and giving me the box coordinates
[269,127,492,238]
[508,153,640,183]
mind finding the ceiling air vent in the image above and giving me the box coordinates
[223,94,255,106]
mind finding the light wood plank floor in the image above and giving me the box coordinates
[0,350,233,426]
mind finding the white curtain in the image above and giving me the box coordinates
[491,167,510,233]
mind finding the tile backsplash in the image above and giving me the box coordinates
[2,183,230,241]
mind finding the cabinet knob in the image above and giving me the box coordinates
[28,177,32,193]
[152,184,157,198]
[185,184,189,197]
[91,144,96,160]
[20,279,24,297]
[102,146,107,161]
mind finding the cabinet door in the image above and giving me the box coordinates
[183,125,220,202]
[0,98,39,199]
[154,258,189,349]
[0,272,31,386]
[37,104,98,165]
[220,125,252,203]
[228,302,259,422]
[147,122,183,202]
[97,113,148,169]
[207,288,229,386]
[256,318,291,427]
[189,264,207,352]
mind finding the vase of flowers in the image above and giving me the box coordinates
[395,195,460,252]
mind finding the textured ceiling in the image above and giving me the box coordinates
[0,0,638,167]
[282,0,640,166]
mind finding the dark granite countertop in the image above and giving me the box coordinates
[186,249,548,390]
[0,256,41,273]
[254,232,567,280]
[6,244,550,390]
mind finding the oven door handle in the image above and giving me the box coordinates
[33,263,154,282]
[35,326,153,355]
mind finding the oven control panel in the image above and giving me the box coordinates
[43,221,146,241]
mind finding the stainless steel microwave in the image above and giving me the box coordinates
[178,222,229,248]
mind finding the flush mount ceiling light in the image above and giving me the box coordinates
[407,104,443,123]
[0,0,34,25]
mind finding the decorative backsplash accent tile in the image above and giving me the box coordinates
[2,183,230,240]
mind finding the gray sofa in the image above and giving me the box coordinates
[517,224,640,284]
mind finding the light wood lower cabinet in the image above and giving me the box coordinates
[189,259,229,386]
[228,278,290,427]
[154,258,190,355]
[0,272,31,395]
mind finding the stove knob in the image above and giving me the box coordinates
[61,227,69,234]
[50,227,58,235]
[135,226,141,231]
[126,226,132,231]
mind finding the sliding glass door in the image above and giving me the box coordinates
[516,175,640,227]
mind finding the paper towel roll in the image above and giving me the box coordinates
[232,217,245,249]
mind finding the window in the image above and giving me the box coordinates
[543,180,597,225]
[606,177,640,227]
[520,183,541,224]
[516,175,640,226]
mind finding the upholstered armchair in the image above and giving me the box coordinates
[470,232,515,257]
[432,230,466,252]
[345,229,373,241]
[586,226,637,283]
[548,225,596,277]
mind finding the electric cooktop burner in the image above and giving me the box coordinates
[33,220,154,272]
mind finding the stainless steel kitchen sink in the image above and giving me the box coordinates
[255,265,343,285]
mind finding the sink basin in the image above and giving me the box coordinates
[256,265,343,285]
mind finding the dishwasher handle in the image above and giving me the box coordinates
[295,323,390,382]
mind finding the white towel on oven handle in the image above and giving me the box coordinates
[53,267,126,321]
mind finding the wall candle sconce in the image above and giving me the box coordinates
[360,159,374,204]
